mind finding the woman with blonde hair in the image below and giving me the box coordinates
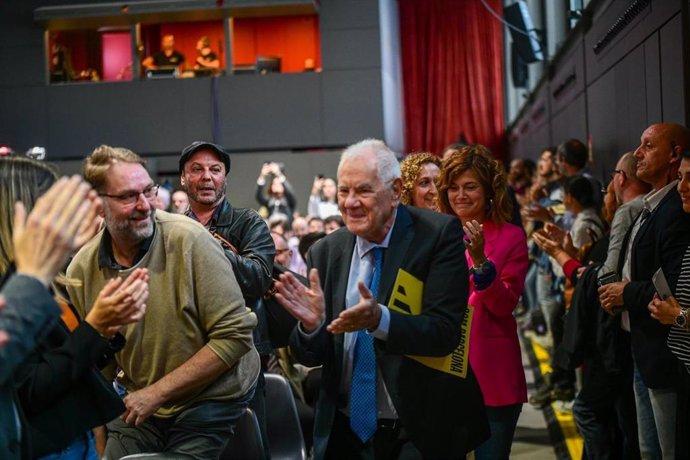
[437,145,529,459]
[400,152,442,210]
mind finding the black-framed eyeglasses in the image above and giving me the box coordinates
[99,184,159,205]
[610,170,626,179]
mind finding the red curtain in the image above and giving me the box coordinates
[399,0,505,160]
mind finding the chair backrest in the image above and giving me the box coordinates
[219,407,266,460]
[264,373,307,460]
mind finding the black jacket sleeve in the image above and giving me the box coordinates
[223,209,275,299]
[13,320,112,416]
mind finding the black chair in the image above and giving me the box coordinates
[220,407,266,460]
[264,373,307,460]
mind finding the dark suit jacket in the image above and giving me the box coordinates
[621,188,690,388]
[291,205,489,459]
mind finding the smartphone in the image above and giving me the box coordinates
[598,271,623,314]
[317,174,325,179]
[597,271,620,287]
[652,267,673,299]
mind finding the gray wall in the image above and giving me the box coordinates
[0,0,390,159]
[508,0,688,182]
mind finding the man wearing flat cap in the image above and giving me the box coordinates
[180,141,275,454]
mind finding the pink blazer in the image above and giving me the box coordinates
[466,220,528,407]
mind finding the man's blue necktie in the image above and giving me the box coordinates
[350,246,383,443]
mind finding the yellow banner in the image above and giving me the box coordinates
[388,269,473,379]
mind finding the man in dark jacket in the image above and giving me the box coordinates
[180,141,275,456]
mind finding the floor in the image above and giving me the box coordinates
[510,332,584,459]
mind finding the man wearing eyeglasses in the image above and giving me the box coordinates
[66,145,260,459]
[179,141,275,457]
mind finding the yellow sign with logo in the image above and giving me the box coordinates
[388,269,473,378]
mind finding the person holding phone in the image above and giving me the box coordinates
[308,175,339,218]
[647,148,690,458]
[598,123,690,459]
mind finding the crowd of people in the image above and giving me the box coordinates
[2,123,690,460]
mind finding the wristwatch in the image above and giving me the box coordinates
[674,308,688,329]
[470,259,492,275]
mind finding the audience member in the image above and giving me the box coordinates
[323,215,343,234]
[271,231,292,267]
[598,152,650,276]
[0,173,101,459]
[194,36,220,71]
[153,185,171,211]
[142,35,185,72]
[171,190,189,214]
[647,148,690,457]
[256,162,297,223]
[288,216,308,276]
[297,231,326,263]
[535,179,640,459]
[598,123,690,459]
[67,145,260,459]
[442,142,466,161]
[529,147,560,204]
[437,144,528,459]
[308,216,324,233]
[275,139,488,459]
[400,152,442,210]
[308,176,340,218]
[508,158,535,208]
[563,175,606,251]
[179,141,275,457]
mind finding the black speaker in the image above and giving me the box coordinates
[504,1,544,63]
[511,42,528,88]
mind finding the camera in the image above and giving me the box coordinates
[597,271,620,287]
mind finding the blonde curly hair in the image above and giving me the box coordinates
[400,152,442,207]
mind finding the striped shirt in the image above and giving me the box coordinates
[668,244,690,374]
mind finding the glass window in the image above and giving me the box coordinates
[49,28,133,83]
[232,15,321,74]
[140,20,225,79]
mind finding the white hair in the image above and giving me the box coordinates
[157,186,171,209]
[338,138,401,184]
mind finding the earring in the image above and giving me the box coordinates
[486,198,493,212]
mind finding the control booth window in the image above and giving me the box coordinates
[140,20,225,79]
[42,4,321,83]
[232,15,321,75]
[49,28,133,83]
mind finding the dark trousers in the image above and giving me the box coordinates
[573,375,639,460]
[474,403,522,460]
[103,390,254,460]
[323,411,422,460]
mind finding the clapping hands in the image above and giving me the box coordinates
[86,268,149,338]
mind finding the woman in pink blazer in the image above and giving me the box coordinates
[438,145,529,460]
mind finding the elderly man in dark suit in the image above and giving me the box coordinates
[276,139,488,459]
[599,123,690,459]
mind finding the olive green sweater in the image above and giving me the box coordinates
[67,210,260,417]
